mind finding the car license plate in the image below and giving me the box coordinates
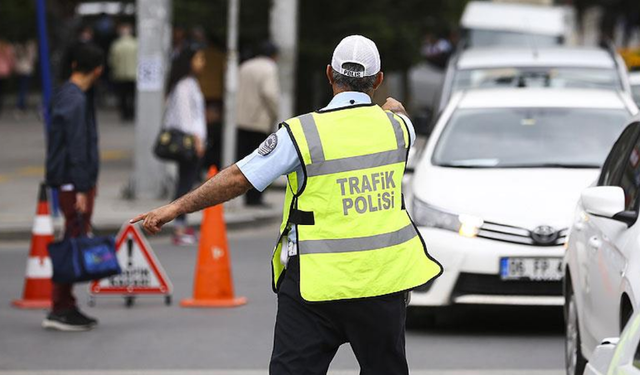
[500,257,563,281]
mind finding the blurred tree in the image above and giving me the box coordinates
[174,0,270,58]
[173,0,469,112]
[296,0,468,111]
[0,0,37,41]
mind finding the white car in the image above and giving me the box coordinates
[583,311,640,375]
[435,47,632,114]
[630,72,640,107]
[564,117,640,375]
[407,88,637,323]
[460,1,571,49]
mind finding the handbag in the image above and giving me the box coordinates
[47,215,121,283]
[153,127,197,163]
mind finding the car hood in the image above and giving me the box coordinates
[412,166,600,230]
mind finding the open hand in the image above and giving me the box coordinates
[130,203,181,235]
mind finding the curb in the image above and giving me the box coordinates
[0,209,281,241]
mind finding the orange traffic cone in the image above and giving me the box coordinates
[181,166,247,308]
[12,183,54,309]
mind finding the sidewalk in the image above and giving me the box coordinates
[0,109,283,240]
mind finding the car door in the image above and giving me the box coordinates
[587,123,640,345]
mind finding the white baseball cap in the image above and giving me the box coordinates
[331,35,381,78]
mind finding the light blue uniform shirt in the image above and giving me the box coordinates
[237,91,416,266]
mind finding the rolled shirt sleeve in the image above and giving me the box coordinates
[236,127,300,192]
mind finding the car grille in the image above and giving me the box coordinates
[453,273,563,296]
[477,221,568,246]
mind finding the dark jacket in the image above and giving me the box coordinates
[46,82,99,192]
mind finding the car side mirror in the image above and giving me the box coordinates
[581,186,638,227]
[413,108,433,137]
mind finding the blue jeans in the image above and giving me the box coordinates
[16,74,31,111]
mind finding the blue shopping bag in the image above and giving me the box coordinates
[48,231,121,284]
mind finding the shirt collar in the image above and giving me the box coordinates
[322,91,372,111]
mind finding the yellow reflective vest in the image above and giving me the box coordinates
[272,104,443,302]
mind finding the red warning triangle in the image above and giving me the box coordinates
[90,224,173,295]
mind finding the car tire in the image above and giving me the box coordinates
[406,306,437,330]
[565,289,587,375]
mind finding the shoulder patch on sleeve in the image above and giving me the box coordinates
[258,133,278,156]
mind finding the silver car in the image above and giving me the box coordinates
[564,117,640,375]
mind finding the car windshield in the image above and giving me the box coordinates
[453,68,622,92]
[467,29,561,48]
[632,84,640,107]
[432,108,630,168]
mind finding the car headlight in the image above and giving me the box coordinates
[412,198,483,238]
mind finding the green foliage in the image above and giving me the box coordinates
[173,0,270,50]
[173,0,467,70]
[0,0,37,41]
[173,0,468,111]
[299,0,466,71]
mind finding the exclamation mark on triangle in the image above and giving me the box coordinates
[127,237,134,268]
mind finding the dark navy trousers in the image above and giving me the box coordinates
[269,255,409,375]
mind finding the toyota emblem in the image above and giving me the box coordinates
[531,225,559,245]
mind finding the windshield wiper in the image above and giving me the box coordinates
[497,163,601,169]
[437,163,495,168]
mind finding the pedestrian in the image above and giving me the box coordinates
[44,43,104,331]
[108,23,137,121]
[0,39,15,117]
[13,39,38,114]
[162,45,207,246]
[191,27,226,171]
[132,35,443,374]
[171,26,188,61]
[235,41,280,207]
[60,25,94,81]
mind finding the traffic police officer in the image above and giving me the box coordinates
[133,35,443,375]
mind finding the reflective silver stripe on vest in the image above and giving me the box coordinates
[386,112,406,149]
[298,224,417,254]
[299,114,325,163]
[306,148,406,177]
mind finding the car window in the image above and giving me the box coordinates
[620,133,640,211]
[453,68,622,92]
[432,108,630,168]
[599,123,640,187]
[467,29,560,48]
[632,84,640,108]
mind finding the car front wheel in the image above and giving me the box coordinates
[565,289,587,375]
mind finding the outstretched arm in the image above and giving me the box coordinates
[131,164,252,234]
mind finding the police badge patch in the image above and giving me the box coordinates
[258,133,278,156]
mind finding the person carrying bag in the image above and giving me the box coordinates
[44,44,106,331]
[154,44,207,246]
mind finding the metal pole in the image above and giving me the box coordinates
[222,0,240,169]
[133,0,172,199]
[36,0,59,215]
[270,0,298,121]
